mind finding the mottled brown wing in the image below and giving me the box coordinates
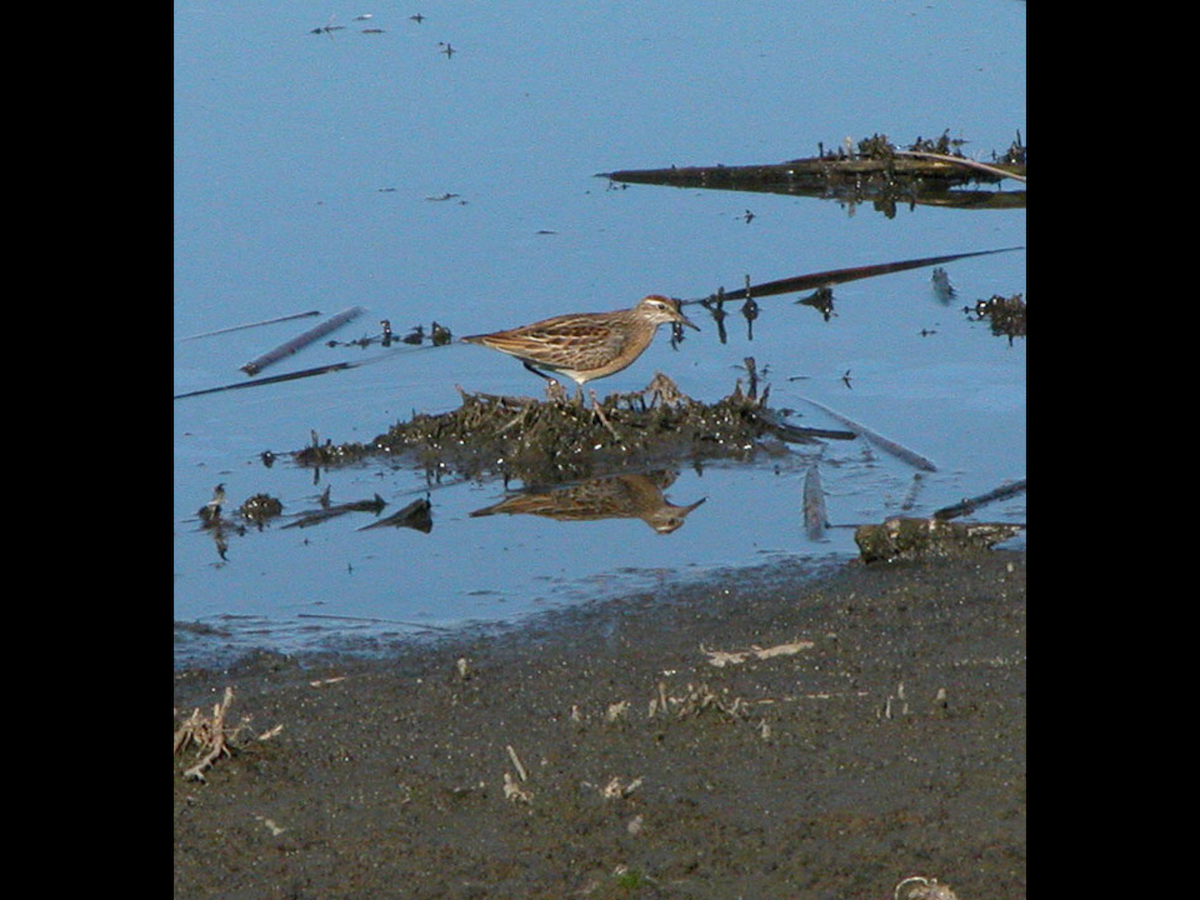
[468,313,629,369]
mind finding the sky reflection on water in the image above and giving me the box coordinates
[174,0,1026,666]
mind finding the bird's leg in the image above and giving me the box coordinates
[524,361,569,404]
[522,360,555,381]
[588,389,620,439]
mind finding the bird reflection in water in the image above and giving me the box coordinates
[470,471,705,534]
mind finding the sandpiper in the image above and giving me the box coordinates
[462,294,698,389]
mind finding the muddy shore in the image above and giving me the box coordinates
[174,549,1026,899]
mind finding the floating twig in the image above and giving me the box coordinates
[241,306,365,375]
[175,310,322,343]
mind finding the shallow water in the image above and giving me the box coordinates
[174,0,1026,667]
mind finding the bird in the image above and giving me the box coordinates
[461,294,698,391]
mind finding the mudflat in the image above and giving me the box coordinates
[174,550,1026,899]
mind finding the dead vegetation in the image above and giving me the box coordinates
[701,639,815,668]
[174,687,282,782]
[968,292,1026,342]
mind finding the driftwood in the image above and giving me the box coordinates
[607,154,1024,191]
[682,247,1021,305]
[602,133,1027,212]
[933,480,1027,521]
[281,493,389,529]
[358,496,434,533]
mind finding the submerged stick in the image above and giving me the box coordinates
[802,463,827,540]
[175,310,322,343]
[296,612,452,631]
[932,479,1027,520]
[796,396,938,472]
[241,306,366,375]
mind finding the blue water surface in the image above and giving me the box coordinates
[174,0,1026,666]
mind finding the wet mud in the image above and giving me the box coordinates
[174,549,1026,899]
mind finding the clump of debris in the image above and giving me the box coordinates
[969,293,1026,341]
[294,372,854,483]
[174,687,282,782]
[855,517,1024,564]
